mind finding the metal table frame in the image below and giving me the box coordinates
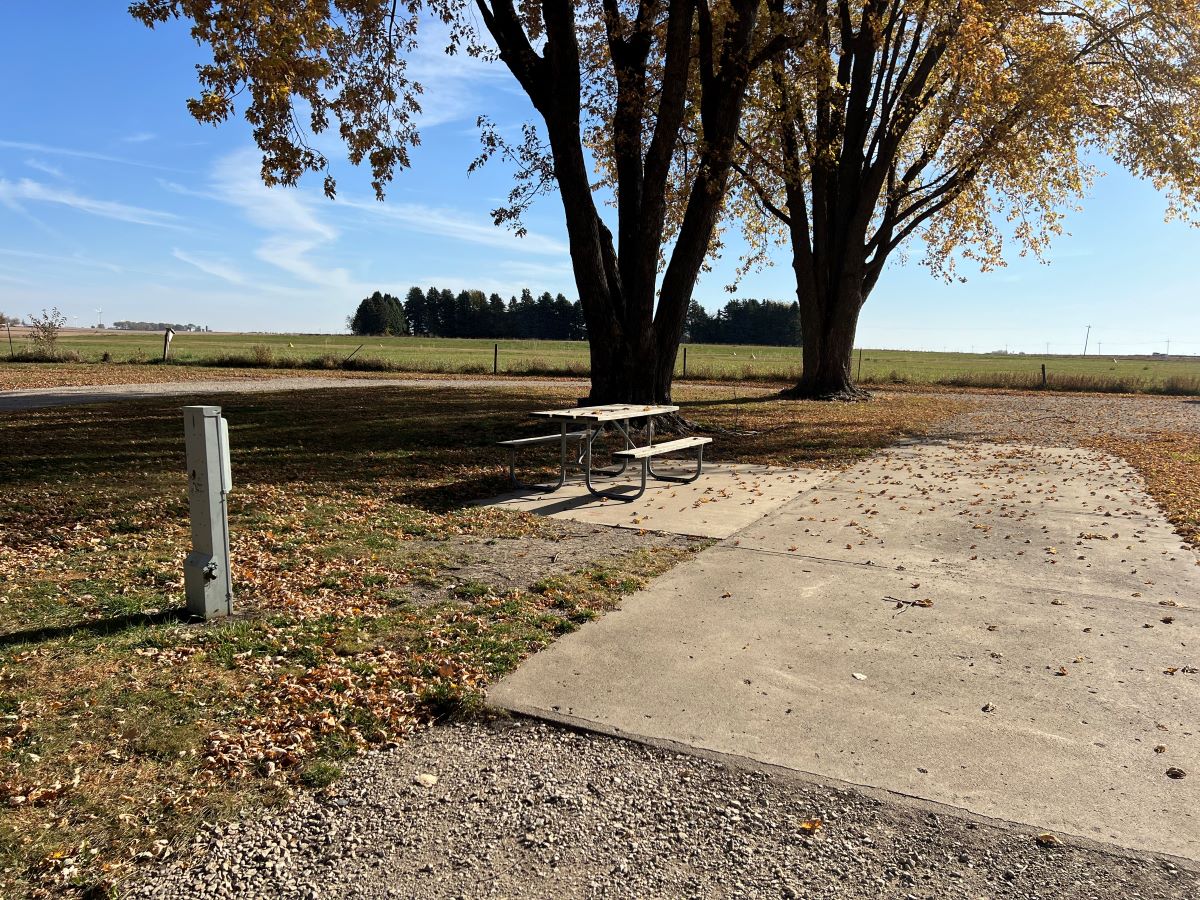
[527,404,681,501]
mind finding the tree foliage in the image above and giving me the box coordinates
[685,298,802,345]
[732,0,1200,397]
[26,308,67,358]
[131,0,795,404]
[404,286,587,339]
[349,291,407,335]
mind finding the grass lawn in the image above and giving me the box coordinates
[0,383,960,897]
[4,329,1199,394]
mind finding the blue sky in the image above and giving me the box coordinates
[1,4,1197,354]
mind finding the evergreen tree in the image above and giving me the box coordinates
[404,286,426,336]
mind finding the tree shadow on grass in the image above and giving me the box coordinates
[0,385,557,497]
[0,605,191,649]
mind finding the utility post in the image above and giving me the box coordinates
[183,406,233,619]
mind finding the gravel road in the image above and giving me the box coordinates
[131,719,1197,900]
[0,375,589,411]
[927,390,1200,443]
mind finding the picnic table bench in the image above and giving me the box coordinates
[499,403,711,501]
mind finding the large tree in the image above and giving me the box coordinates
[732,0,1200,398]
[132,0,792,404]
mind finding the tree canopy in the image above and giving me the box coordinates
[731,0,1200,397]
[132,0,794,404]
[349,291,407,335]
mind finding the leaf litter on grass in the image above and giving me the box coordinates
[0,383,976,895]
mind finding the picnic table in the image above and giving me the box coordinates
[499,403,711,501]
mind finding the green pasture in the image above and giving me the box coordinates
[11,328,1200,393]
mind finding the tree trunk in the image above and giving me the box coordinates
[586,335,663,404]
[784,284,869,401]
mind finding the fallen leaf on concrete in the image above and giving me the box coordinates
[981,702,996,713]
[414,773,439,788]
[798,818,823,833]
[1154,746,1167,754]
[851,673,867,681]
[1054,666,1069,676]
[1161,616,1175,624]
[1166,768,1187,779]
[721,591,732,599]
[1035,832,1062,848]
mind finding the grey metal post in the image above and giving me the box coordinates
[183,406,233,618]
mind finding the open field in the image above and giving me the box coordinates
[5,328,1200,394]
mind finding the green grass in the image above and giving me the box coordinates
[7,328,1200,394]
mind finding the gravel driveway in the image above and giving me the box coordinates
[131,720,1196,899]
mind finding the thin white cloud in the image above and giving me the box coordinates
[157,178,220,201]
[25,158,65,179]
[255,236,354,290]
[405,20,509,129]
[207,150,360,291]
[0,269,35,286]
[172,248,247,284]
[337,197,568,255]
[122,132,157,144]
[0,247,123,273]
[497,259,575,280]
[0,139,180,172]
[211,151,336,240]
[0,178,181,228]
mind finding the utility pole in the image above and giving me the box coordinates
[1082,325,1091,356]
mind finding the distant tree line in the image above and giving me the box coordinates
[349,287,586,339]
[349,288,801,347]
[114,321,210,332]
[685,299,802,346]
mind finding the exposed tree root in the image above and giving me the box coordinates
[778,383,874,402]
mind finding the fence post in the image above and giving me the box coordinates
[1041,363,1047,388]
[5,322,13,360]
[494,343,499,375]
[183,406,234,619]
[683,346,688,377]
[857,347,863,382]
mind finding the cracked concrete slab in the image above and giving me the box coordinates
[489,441,1200,859]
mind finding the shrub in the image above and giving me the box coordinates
[26,307,66,358]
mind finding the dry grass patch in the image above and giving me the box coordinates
[675,384,965,467]
[1088,432,1200,547]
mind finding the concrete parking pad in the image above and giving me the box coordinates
[483,463,828,538]
[490,441,1200,859]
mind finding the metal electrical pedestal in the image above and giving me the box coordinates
[183,405,233,619]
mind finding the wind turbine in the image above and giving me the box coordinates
[95,308,103,329]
